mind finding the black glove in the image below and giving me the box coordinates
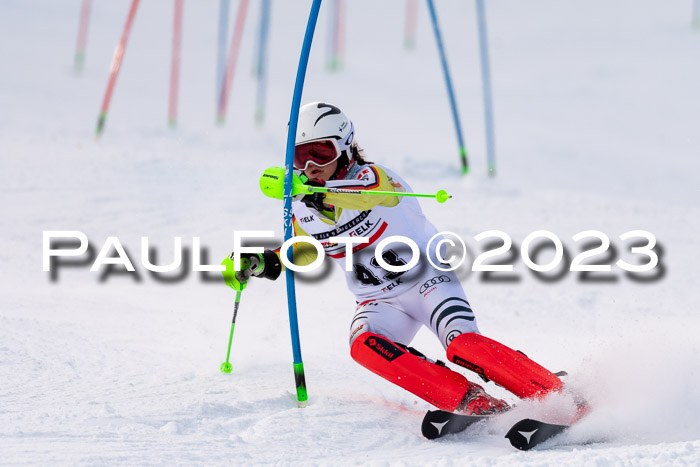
[302,178,326,211]
[243,250,282,281]
[222,250,282,291]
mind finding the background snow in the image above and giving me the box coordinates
[1,0,700,464]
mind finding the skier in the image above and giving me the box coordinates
[222,102,565,416]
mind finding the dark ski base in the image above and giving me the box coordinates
[421,410,488,440]
[505,418,569,450]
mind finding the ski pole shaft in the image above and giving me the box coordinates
[258,167,452,203]
[96,0,140,137]
[308,186,452,203]
[220,290,242,373]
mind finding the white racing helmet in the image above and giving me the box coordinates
[293,102,361,180]
[296,102,354,149]
[296,102,354,160]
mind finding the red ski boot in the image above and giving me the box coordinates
[457,382,510,416]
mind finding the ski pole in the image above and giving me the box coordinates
[220,256,257,374]
[308,186,451,203]
[220,289,242,374]
[259,167,452,203]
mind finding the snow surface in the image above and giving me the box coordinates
[2,0,700,465]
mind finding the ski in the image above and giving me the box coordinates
[504,418,569,450]
[421,410,488,439]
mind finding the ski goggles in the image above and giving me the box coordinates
[293,139,342,171]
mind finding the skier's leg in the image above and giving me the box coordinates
[405,272,563,399]
[446,333,563,399]
[349,300,471,412]
[401,271,562,399]
[397,273,508,413]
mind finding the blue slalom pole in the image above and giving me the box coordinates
[426,0,469,174]
[283,0,322,408]
[254,0,271,124]
[475,0,496,176]
[217,0,230,108]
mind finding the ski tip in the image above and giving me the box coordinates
[421,410,487,440]
[505,419,536,450]
[421,410,445,440]
[505,418,568,451]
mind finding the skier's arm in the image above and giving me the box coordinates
[321,166,401,210]
[221,218,319,291]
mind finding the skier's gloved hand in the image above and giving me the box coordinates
[221,250,282,292]
[301,178,326,211]
[291,170,310,202]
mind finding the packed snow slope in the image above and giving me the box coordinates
[2,0,700,465]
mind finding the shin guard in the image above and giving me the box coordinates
[351,332,470,412]
[447,333,562,399]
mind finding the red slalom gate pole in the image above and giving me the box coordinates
[74,0,92,72]
[169,0,184,127]
[217,0,249,125]
[404,0,417,50]
[96,0,140,137]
